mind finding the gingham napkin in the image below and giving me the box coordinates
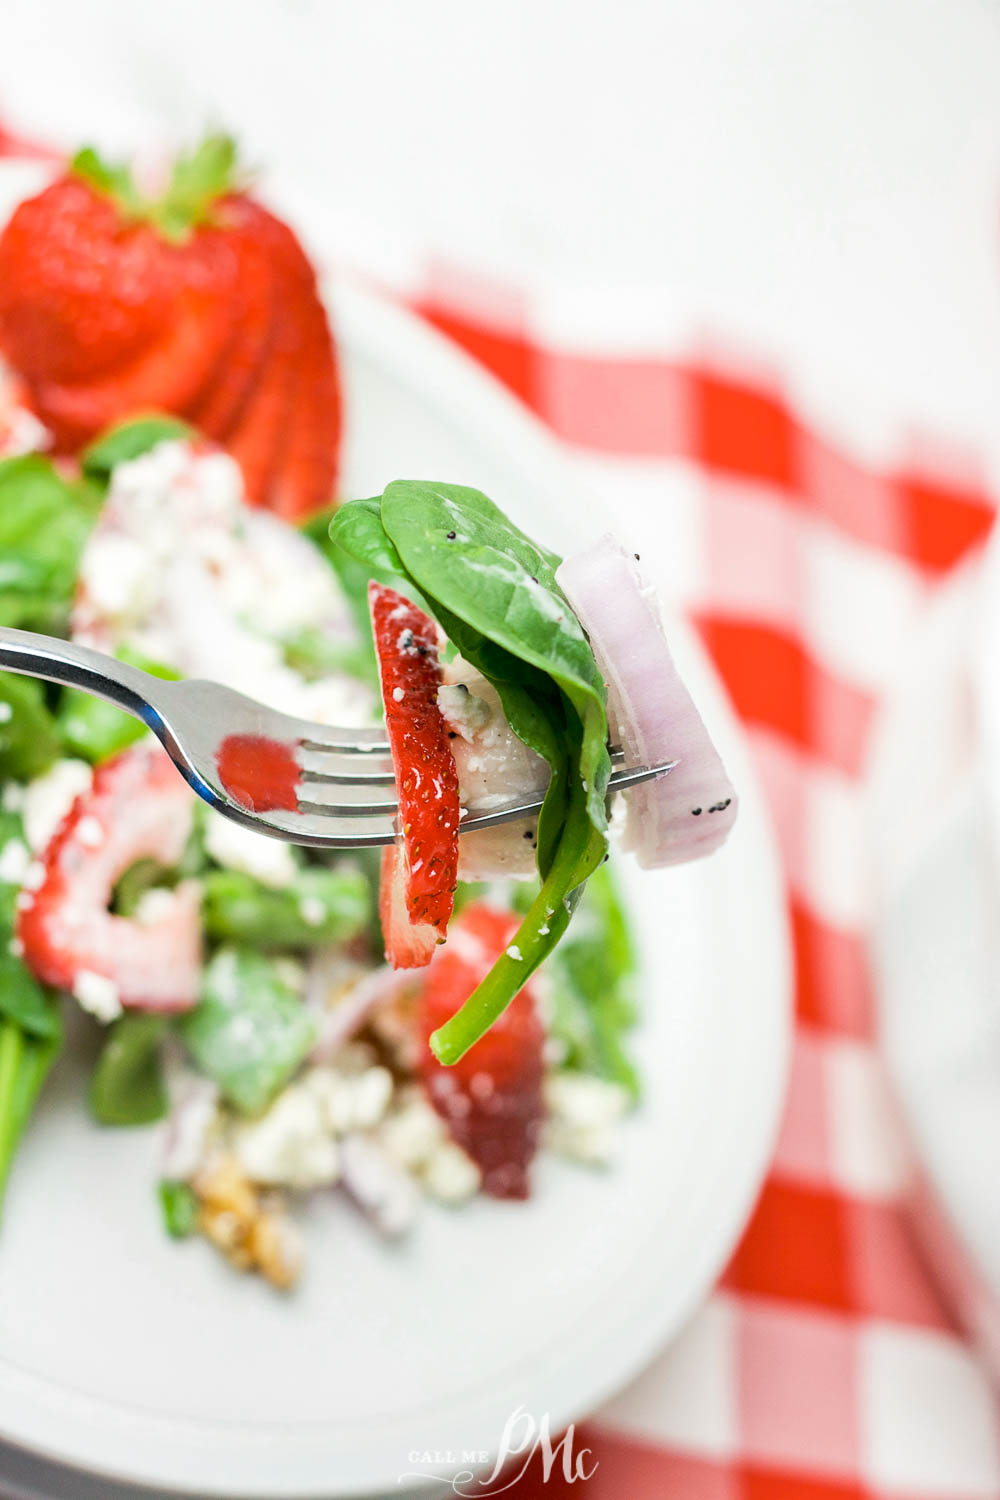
[401,275,1000,1499]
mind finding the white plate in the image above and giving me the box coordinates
[0,264,791,1496]
[867,549,1000,1375]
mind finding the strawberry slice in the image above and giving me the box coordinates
[17,745,201,1012]
[223,216,310,508]
[369,582,460,968]
[266,277,341,519]
[29,273,234,452]
[418,903,545,1198]
[185,198,278,443]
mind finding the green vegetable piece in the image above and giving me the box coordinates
[543,863,640,1099]
[56,646,180,764]
[0,954,62,1041]
[0,1011,63,1218]
[89,1014,169,1126]
[0,671,61,781]
[80,416,195,484]
[0,455,100,633]
[179,948,317,1115]
[201,867,370,949]
[158,1179,199,1239]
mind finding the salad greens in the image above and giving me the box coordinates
[201,866,370,949]
[0,804,63,1208]
[522,863,640,1100]
[158,1178,199,1238]
[0,671,61,781]
[0,454,101,632]
[90,1014,169,1126]
[179,948,317,1115]
[329,481,612,1065]
[80,415,194,484]
[57,646,182,765]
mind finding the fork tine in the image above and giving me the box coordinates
[299,728,390,754]
[296,733,630,761]
[290,758,676,826]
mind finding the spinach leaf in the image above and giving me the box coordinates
[56,646,180,764]
[538,863,640,1099]
[81,415,194,483]
[330,482,613,1063]
[89,1013,169,1126]
[0,671,61,781]
[179,948,316,1115]
[201,866,370,949]
[158,1178,199,1238]
[0,455,101,632]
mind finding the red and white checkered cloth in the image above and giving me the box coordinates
[401,275,1000,1499]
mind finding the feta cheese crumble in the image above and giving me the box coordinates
[0,838,30,885]
[22,759,92,853]
[72,969,123,1024]
[204,810,299,889]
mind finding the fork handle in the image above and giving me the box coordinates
[0,627,162,729]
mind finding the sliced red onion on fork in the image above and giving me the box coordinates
[557,536,737,869]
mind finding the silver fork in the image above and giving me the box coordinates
[0,627,675,849]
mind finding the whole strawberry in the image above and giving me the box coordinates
[0,136,341,517]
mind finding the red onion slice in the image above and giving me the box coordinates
[557,536,737,869]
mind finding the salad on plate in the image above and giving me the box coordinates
[0,137,736,1289]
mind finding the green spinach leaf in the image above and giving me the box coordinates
[179,948,316,1115]
[81,415,194,483]
[89,1013,169,1126]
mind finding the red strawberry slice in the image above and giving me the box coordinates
[418,903,545,1198]
[185,198,278,443]
[223,215,312,508]
[29,275,235,453]
[266,276,341,519]
[369,582,460,968]
[379,843,438,968]
[17,744,201,1012]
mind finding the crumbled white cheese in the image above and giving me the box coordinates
[376,1091,447,1169]
[298,895,327,928]
[305,1064,394,1134]
[339,1132,420,1236]
[204,809,299,889]
[542,1072,630,1165]
[78,532,156,621]
[22,861,45,891]
[22,760,92,852]
[392,686,404,702]
[1,783,25,813]
[72,969,123,1024]
[0,838,30,885]
[76,816,104,849]
[422,1140,482,1203]
[134,887,180,926]
[233,1084,340,1190]
[0,703,11,724]
[506,944,522,962]
[437,682,493,742]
